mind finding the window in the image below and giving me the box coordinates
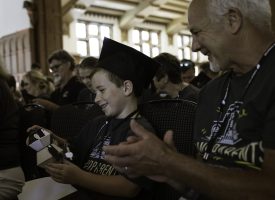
[132,29,160,57]
[177,34,207,63]
[76,21,113,57]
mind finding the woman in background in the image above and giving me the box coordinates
[20,70,55,104]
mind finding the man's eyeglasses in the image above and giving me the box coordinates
[50,63,64,71]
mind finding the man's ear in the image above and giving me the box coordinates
[123,80,134,96]
[226,8,242,34]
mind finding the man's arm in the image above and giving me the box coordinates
[104,120,275,200]
[33,98,59,112]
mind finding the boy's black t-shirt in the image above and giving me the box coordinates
[69,115,155,200]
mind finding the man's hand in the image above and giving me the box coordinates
[103,119,177,180]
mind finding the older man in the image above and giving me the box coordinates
[34,50,86,111]
[104,0,275,199]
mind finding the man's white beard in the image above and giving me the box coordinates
[53,75,61,87]
[209,59,221,72]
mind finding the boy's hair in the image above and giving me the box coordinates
[79,56,98,69]
[153,53,182,84]
[91,68,142,97]
[48,49,75,70]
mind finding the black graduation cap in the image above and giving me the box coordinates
[96,37,160,96]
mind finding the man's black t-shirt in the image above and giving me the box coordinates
[51,76,86,105]
[194,46,275,170]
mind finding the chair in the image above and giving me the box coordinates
[50,102,104,140]
[139,99,197,200]
[139,99,196,155]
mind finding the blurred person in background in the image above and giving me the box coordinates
[20,70,55,104]
[77,56,98,102]
[0,62,25,199]
[6,74,24,105]
[33,50,86,111]
[180,59,196,83]
[151,52,199,102]
[191,62,220,88]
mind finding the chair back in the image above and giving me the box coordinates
[139,99,196,155]
[50,102,104,140]
[139,99,197,200]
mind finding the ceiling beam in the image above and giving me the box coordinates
[62,0,79,16]
[85,6,124,16]
[167,15,188,34]
[79,0,95,7]
[138,5,159,17]
[119,0,159,29]
[112,0,139,3]
[145,16,171,24]
[93,0,137,7]
[153,0,170,4]
[119,0,169,29]
[168,0,190,7]
[160,4,186,14]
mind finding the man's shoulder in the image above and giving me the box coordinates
[77,88,95,102]
[68,76,86,88]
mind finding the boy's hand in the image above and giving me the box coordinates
[45,160,80,184]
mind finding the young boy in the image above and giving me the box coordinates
[28,38,159,199]
[77,56,98,102]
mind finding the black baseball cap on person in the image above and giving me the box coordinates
[96,37,160,96]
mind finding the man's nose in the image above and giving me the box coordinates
[191,36,201,52]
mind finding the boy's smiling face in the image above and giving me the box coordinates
[92,70,129,118]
